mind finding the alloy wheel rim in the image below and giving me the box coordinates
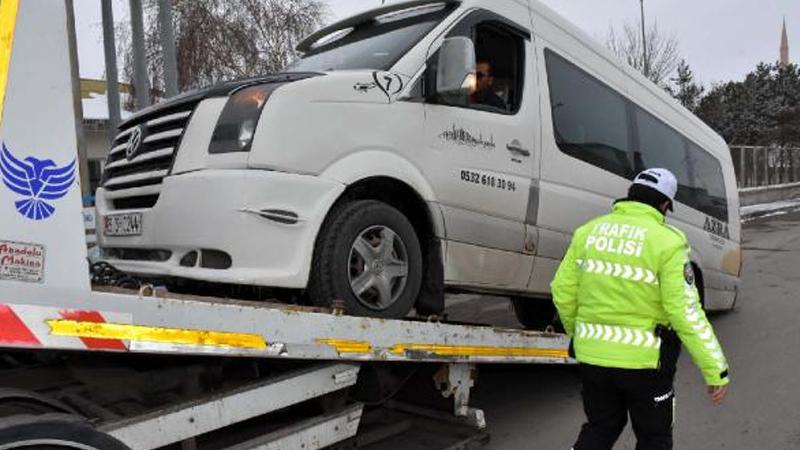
[347,225,409,311]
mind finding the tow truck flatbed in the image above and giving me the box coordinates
[0,283,570,449]
[2,285,570,364]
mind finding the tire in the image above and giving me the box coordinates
[0,390,77,419]
[0,414,131,449]
[511,297,560,330]
[692,263,707,310]
[308,200,423,319]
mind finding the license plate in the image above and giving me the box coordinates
[104,213,143,237]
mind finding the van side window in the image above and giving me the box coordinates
[634,108,694,205]
[686,143,728,221]
[544,50,634,179]
[635,108,728,221]
[471,23,524,113]
[545,49,729,222]
[431,12,527,114]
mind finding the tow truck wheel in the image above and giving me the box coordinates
[511,297,560,330]
[0,414,131,449]
[309,200,423,319]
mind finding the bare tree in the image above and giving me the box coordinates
[118,0,328,106]
[606,21,681,86]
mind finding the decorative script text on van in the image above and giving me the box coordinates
[439,124,496,150]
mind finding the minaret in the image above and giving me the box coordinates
[781,18,790,67]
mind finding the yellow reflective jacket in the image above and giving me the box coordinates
[551,201,730,386]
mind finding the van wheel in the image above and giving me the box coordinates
[309,200,423,319]
[511,297,560,330]
[692,263,707,310]
[0,415,131,449]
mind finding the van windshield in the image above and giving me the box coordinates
[288,5,454,73]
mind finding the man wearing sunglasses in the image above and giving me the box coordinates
[470,61,507,110]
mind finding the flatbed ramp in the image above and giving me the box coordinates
[2,286,570,364]
[0,286,571,449]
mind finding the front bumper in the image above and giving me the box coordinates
[96,170,345,288]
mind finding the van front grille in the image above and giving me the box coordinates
[113,195,160,210]
[102,103,198,210]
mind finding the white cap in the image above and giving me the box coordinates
[632,168,678,208]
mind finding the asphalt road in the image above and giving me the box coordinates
[451,212,800,449]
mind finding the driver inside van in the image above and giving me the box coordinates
[470,61,507,110]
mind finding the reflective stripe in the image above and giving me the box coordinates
[683,300,727,369]
[387,343,570,359]
[0,0,20,128]
[0,304,40,346]
[577,259,658,285]
[59,310,127,351]
[47,320,268,350]
[576,322,661,349]
[316,338,372,354]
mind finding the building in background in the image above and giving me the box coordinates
[80,79,132,197]
[781,18,790,66]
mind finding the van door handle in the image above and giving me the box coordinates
[506,140,531,157]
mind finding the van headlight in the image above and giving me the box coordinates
[209,85,274,154]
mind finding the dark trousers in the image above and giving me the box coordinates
[573,364,675,450]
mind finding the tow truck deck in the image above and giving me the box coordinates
[1,283,570,448]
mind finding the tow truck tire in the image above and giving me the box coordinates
[511,297,559,330]
[309,200,423,319]
[0,414,131,449]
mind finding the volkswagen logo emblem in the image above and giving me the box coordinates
[125,126,144,161]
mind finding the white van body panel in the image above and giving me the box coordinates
[247,72,421,175]
[530,1,740,310]
[419,0,538,290]
[96,0,740,311]
[171,98,228,174]
[320,150,437,201]
[96,170,344,287]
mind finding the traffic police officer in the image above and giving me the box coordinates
[551,168,730,450]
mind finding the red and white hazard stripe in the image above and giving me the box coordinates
[0,303,129,351]
[0,304,39,347]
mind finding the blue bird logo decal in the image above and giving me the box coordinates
[0,143,76,221]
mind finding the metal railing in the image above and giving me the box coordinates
[730,146,800,189]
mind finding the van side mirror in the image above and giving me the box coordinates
[436,37,476,102]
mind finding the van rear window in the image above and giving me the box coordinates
[686,143,728,221]
[544,49,729,223]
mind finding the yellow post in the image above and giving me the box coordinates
[0,0,20,129]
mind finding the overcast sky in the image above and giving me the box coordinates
[75,0,797,87]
